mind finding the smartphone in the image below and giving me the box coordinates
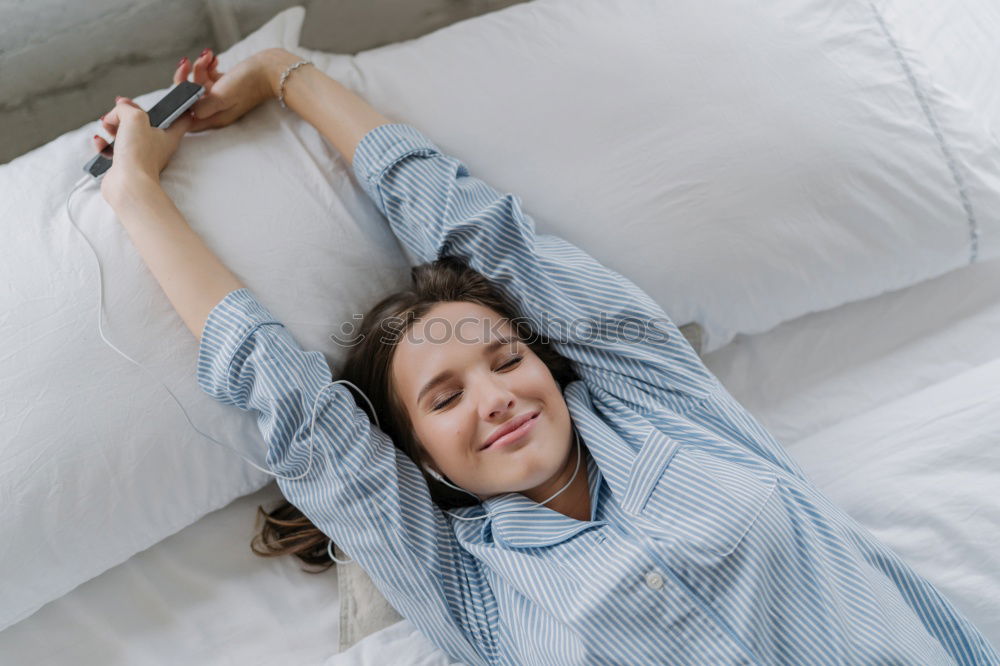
[84,80,205,179]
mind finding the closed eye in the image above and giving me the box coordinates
[431,356,523,411]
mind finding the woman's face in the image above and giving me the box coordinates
[390,301,574,502]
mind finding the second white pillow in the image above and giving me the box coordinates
[301,0,1000,353]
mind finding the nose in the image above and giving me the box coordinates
[476,375,517,421]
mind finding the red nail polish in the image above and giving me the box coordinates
[179,57,188,66]
[93,135,100,141]
[201,48,210,57]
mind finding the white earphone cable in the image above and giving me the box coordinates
[65,176,378,488]
[432,427,584,522]
[68,174,582,566]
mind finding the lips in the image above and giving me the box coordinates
[481,411,540,450]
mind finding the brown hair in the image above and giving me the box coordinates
[250,255,578,572]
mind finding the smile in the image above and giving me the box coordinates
[483,412,540,451]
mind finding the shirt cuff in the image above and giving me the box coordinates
[196,287,285,405]
[351,123,443,208]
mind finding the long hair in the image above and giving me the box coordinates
[250,255,579,572]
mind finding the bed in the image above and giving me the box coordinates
[2,240,998,665]
[2,1,999,663]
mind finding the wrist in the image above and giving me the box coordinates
[104,172,163,213]
[256,48,303,100]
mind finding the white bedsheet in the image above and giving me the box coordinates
[0,483,341,665]
[787,357,1000,641]
[2,255,998,664]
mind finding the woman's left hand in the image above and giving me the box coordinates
[93,52,204,205]
[94,96,195,205]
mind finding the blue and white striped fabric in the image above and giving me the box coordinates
[197,123,999,665]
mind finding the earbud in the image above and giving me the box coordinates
[423,464,487,503]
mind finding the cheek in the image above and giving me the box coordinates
[526,358,560,393]
[416,416,472,457]
[527,361,569,421]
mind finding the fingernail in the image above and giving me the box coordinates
[200,48,211,58]
[93,134,100,141]
[179,56,188,67]
[115,96,124,103]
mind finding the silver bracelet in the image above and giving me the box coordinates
[278,59,313,109]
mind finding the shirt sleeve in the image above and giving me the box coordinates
[196,288,497,665]
[352,123,720,417]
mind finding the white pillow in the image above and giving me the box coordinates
[297,0,1000,354]
[0,7,410,631]
[879,0,1000,140]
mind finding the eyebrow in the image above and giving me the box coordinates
[416,336,516,405]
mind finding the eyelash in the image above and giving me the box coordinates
[431,356,523,411]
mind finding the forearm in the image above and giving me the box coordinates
[109,176,245,340]
[260,49,393,166]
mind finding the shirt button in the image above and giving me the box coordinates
[645,572,664,590]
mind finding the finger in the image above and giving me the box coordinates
[115,96,142,110]
[202,104,243,128]
[190,80,225,120]
[100,110,119,137]
[185,107,222,134]
[114,97,148,126]
[165,108,194,137]
[192,49,213,86]
[173,56,191,85]
[185,108,212,133]
[92,134,109,152]
[208,55,223,82]
[101,96,141,133]
[187,103,240,133]
[189,65,239,122]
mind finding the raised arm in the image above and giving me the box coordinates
[103,179,494,666]
[98,54,497,662]
[107,178,245,339]
[196,289,497,665]
[344,121,720,414]
[258,48,391,168]
[254,51,713,407]
[94,92,246,340]
[101,46,391,341]
[246,52,711,407]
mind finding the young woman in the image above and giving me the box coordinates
[94,47,999,665]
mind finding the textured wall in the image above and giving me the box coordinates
[0,0,527,165]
